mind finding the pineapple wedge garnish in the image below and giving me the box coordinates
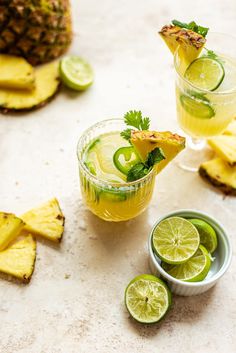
[131,130,185,174]
[0,212,25,251]
[208,135,236,165]
[0,235,36,283]
[199,158,236,195]
[21,198,65,242]
[223,119,236,136]
[159,24,206,64]
[0,54,35,90]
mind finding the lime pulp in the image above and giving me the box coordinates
[125,274,172,324]
[180,94,215,119]
[189,218,218,253]
[59,56,94,91]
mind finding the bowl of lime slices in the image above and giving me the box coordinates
[148,209,232,296]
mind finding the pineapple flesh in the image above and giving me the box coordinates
[0,54,35,90]
[199,158,236,195]
[0,61,60,112]
[21,198,65,242]
[223,119,236,136]
[0,235,36,282]
[131,130,185,174]
[208,135,236,165]
[0,0,72,65]
[159,25,206,64]
[0,212,25,251]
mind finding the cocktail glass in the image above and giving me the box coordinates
[174,32,236,171]
[77,119,156,222]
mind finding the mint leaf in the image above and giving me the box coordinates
[172,19,209,38]
[146,148,165,168]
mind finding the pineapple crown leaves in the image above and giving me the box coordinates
[120,110,151,141]
[172,19,209,38]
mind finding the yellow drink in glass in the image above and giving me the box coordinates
[77,119,156,222]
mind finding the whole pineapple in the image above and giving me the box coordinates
[0,0,72,65]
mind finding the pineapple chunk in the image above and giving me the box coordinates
[223,119,236,136]
[0,212,25,251]
[131,130,185,174]
[0,235,36,283]
[21,198,65,242]
[208,135,236,165]
[199,158,236,195]
[0,54,35,90]
[0,61,60,113]
[159,25,206,64]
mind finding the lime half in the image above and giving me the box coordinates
[125,274,172,324]
[152,217,200,264]
[60,56,94,91]
[162,245,211,282]
[189,218,218,253]
[184,57,225,91]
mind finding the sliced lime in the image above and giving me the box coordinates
[113,146,140,175]
[162,245,211,282]
[59,56,94,91]
[152,217,200,264]
[125,274,172,324]
[185,57,225,91]
[189,218,218,253]
[180,94,215,119]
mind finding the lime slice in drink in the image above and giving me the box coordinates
[162,245,211,282]
[125,274,172,324]
[59,56,94,91]
[189,218,218,253]
[180,94,215,119]
[184,57,225,91]
[152,217,200,264]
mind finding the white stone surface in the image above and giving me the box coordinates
[0,1,236,352]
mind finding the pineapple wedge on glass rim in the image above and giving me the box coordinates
[21,198,65,242]
[0,212,25,251]
[0,235,36,283]
[131,130,185,174]
[159,24,206,64]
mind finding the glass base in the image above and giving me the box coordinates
[177,137,214,172]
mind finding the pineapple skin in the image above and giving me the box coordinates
[199,158,236,196]
[0,212,25,251]
[0,0,72,66]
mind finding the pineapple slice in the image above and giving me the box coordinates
[159,25,206,64]
[0,212,25,251]
[21,198,65,242]
[223,119,236,136]
[0,54,35,90]
[208,135,236,165]
[0,61,60,113]
[0,235,36,283]
[131,130,185,174]
[199,158,236,195]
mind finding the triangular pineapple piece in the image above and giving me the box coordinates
[0,235,36,282]
[199,158,236,195]
[208,135,236,165]
[159,25,206,64]
[131,130,185,174]
[0,54,35,90]
[21,198,65,242]
[0,212,25,251]
[223,119,236,136]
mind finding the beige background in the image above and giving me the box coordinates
[0,0,236,352]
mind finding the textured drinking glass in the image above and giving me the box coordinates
[77,119,156,222]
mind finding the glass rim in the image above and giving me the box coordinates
[174,31,236,96]
[76,118,156,188]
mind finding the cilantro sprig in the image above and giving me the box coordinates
[120,110,150,141]
[172,19,209,38]
[127,147,165,182]
[202,48,224,65]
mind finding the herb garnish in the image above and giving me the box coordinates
[202,48,224,65]
[172,19,209,38]
[121,110,150,141]
[127,147,165,182]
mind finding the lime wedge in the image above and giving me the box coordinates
[180,94,215,119]
[189,218,218,253]
[184,57,225,91]
[152,217,200,264]
[125,274,172,324]
[162,245,211,282]
[59,56,94,91]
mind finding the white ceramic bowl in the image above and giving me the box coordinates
[148,209,232,296]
